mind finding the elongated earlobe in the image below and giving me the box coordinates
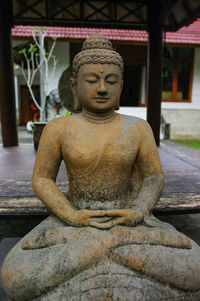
[115,79,123,110]
[115,100,120,110]
[69,78,82,112]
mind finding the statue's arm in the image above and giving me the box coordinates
[132,121,164,216]
[32,120,74,222]
[32,119,106,226]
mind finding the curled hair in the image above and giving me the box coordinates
[72,35,124,78]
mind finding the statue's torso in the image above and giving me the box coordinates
[60,113,143,209]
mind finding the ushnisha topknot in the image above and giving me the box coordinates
[72,34,124,78]
[81,34,113,51]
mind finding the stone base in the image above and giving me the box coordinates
[34,261,200,301]
[2,216,200,301]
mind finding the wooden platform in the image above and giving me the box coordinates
[1,193,200,217]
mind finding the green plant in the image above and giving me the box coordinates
[17,27,58,122]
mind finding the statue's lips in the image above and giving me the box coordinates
[94,97,109,103]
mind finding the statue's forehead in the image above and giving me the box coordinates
[78,63,121,76]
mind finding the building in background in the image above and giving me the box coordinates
[12,18,200,139]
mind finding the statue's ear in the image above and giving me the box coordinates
[69,78,82,112]
[115,79,123,110]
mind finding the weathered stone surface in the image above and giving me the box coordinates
[33,261,200,301]
[2,215,200,301]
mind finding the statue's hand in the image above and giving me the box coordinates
[67,209,109,227]
[89,207,144,229]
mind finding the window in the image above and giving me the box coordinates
[162,47,193,102]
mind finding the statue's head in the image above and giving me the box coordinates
[70,34,124,112]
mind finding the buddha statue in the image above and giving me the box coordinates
[1,35,200,301]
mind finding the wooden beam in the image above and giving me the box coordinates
[146,1,164,146]
[0,0,18,146]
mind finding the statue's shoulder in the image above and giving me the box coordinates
[119,113,147,127]
[118,113,152,138]
[44,115,76,132]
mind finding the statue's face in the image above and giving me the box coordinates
[76,63,123,113]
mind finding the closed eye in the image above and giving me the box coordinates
[86,79,98,83]
[106,74,119,84]
[106,80,117,84]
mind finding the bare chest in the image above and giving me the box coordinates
[61,124,139,173]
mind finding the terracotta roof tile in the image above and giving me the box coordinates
[12,18,200,45]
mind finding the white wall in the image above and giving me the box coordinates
[191,47,200,107]
[118,107,146,120]
[162,109,200,139]
[47,41,70,94]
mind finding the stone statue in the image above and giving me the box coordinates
[1,35,200,301]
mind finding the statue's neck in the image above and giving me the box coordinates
[81,109,116,124]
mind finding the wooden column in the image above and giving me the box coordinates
[0,0,18,146]
[147,1,164,146]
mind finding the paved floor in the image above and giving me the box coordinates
[0,128,200,300]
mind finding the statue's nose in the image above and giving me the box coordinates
[97,80,107,95]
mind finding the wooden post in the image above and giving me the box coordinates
[0,0,18,146]
[147,1,164,146]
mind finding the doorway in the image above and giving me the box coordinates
[120,65,142,107]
